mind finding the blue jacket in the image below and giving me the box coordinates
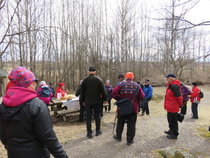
[143,84,153,99]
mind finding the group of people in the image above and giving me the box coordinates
[0,66,203,158]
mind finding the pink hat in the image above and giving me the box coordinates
[8,67,38,88]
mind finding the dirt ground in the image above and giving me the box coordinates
[1,86,210,158]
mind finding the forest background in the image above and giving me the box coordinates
[1,0,210,90]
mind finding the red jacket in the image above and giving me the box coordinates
[112,79,145,113]
[55,87,67,98]
[164,79,183,113]
[190,86,200,103]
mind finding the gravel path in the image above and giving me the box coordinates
[63,89,210,158]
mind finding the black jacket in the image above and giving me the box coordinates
[0,98,67,158]
[80,74,107,104]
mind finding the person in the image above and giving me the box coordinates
[5,80,14,92]
[0,67,68,158]
[137,81,144,112]
[189,82,200,119]
[55,83,69,98]
[180,83,190,115]
[80,66,107,138]
[49,82,55,98]
[116,73,125,85]
[164,73,183,140]
[112,72,144,145]
[37,81,52,105]
[105,80,113,112]
[75,80,85,122]
[142,79,153,116]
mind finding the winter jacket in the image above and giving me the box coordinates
[55,87,67,98]
[105,85,113,100]
[164,79,183,113]
[112,79,145,113]
[143,84,153,99]
[75,85,81,97]
[80,74,107,104]
[190,86,200,103]
[181,85,190,102]
[0,87,67,158]
[37,84,52,104]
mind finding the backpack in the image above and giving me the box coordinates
[199,90,204,99]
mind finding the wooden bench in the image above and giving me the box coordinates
[56,109,80,121]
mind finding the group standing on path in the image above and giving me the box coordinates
[0,66,204,158]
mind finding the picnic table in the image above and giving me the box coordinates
[49,97,80,121]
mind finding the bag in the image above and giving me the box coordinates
[114,86,139,116]
[177,113,184,123]
[115,98,133,116]
[199,91,204,99]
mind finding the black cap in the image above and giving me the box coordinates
[191,82,197,86]
[89,66,96,72]
[118,73,124,79]
[145,79,150,82]
[164,73,176,78]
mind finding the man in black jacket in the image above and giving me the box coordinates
[80,66,107,138]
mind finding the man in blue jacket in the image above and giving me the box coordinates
[142,79,153,116]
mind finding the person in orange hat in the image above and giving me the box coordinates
[112,72,144,146]
[55,83,69,98]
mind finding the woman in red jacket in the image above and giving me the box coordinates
[55,83,69,98]
[189,82,200,119]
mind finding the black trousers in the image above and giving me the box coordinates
[142,98,151,115]
[167,112,179,136]
[79,100,85,121]
[181,100,188,115]
[116,113,137,143]
[191,103,199,118]
[85,104,101,133]
[105,100,111,111]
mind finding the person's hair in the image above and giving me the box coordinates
[49,83,52,86]
[191,82,197,86]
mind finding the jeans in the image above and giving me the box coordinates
[85,104,101,133]
[116,113,137,143]
[181,100,188,115]
[167,112,179,136]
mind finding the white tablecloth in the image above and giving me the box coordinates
[61,97,80,109]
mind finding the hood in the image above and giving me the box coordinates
[41,84,50,89]
[3,87,37,107]
[166,79,181,87]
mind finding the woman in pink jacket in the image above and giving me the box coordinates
[189,82,201,119]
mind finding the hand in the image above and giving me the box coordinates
[66,90,69,93]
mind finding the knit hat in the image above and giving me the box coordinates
[39,81,46,86]
[106,80,110,83]
[8,67,38,88]
[191,82,197,86]
[59,83,65,87]
[125,72,134,79]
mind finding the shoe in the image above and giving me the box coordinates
[141,112,144,116]
[164,130,173,135]
[167,134,177,139]
[87,133,93,138]
[126,141,134,146]
[113,134,122,141]
[96,130,102,136]
[191,116,198,119]
[77,119,84,122]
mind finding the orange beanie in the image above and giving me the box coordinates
[125,72,134,79]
